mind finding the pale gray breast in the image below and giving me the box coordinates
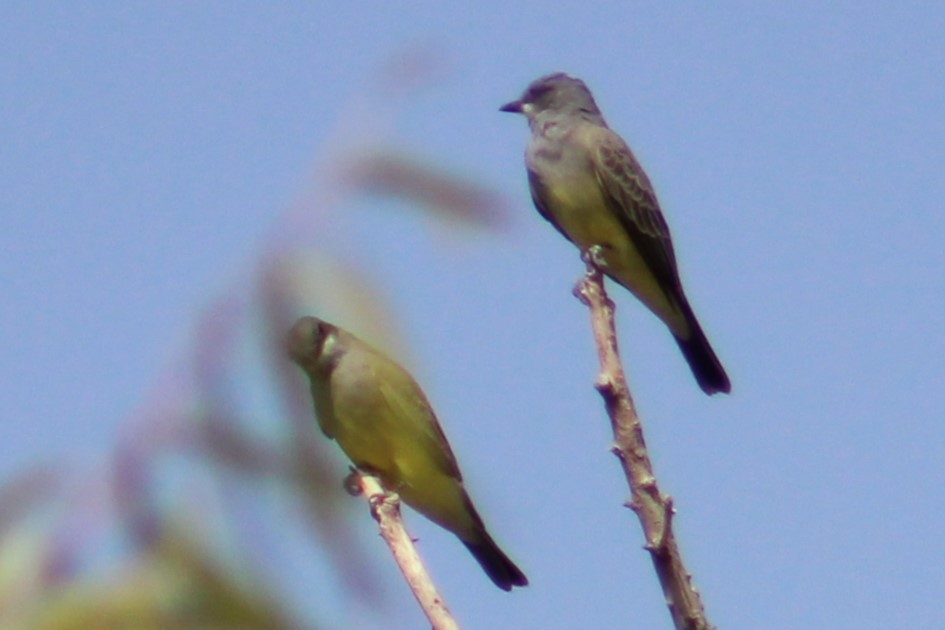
[526,117,595,187]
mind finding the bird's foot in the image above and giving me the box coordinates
[582,245,609,271]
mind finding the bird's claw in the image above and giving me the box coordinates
[582,245,609,271]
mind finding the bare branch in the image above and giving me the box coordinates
[350,470,460,630]
[574,258,713,630]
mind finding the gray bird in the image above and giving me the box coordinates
[501,73,730,395]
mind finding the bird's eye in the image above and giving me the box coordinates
[311,321,329,357]
[529,85,552,102]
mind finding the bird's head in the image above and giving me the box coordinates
[500,72,602,121]
[287,316,343,373]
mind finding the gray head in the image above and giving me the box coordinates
[287,316,344,373]
[500,73,604,123]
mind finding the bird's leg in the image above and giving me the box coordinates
[574,245,610,302]
[582,244,610,272]
[346,467,403,514]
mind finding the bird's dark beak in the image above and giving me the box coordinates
[499,99,523,113]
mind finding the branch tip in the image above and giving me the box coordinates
[574,251,713,629]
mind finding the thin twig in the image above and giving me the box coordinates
[573,256,713,630]
[349,470,460,630]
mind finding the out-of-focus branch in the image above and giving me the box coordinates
[349,470,459,630]
[0,465,61,539]
[338,150,509,229]
[574,257,713,630]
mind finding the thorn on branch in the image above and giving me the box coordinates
[639,475,657,491]
[596,375,618,397]
[572,279,591,305]
[655,496,676,549]
[573,246,713,629]
[610,445,628,462]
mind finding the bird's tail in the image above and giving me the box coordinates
[674,301,731,395]
[462,532,528,591]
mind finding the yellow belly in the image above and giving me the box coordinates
[544,180,687,334]
[327,385,478,539]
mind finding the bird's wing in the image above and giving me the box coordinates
[377,377,463,479]
[589,127,683,291]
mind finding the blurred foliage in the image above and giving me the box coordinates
[29,532,298,630]
[0,48,508,628]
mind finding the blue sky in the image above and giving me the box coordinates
[3,3,945,628]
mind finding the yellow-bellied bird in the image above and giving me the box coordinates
[501,73,730,395]
[287,317,527,590]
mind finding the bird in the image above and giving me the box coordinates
[287,316,528,590]
[501,72,731,395]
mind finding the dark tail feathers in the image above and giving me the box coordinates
[675,303,731,395]
[463,534,528,591]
